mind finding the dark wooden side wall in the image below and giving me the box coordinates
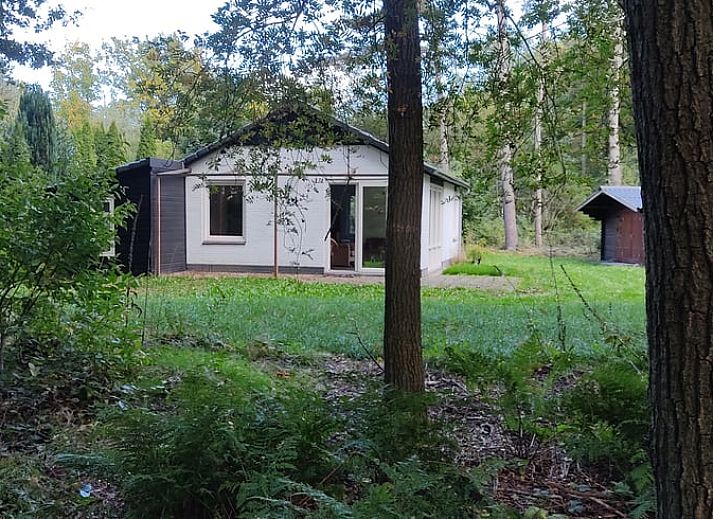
[157,175,186,273]
[602,213,619,262]
[117,164,152,275]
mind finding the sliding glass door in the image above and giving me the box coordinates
[360,185,387,271]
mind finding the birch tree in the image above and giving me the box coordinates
[495,0,518,251]
[607,16,624,185]
[533,20,548,249]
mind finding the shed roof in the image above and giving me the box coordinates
[577,185,642,219]
[116,157,183,174]
[182,107,469,189]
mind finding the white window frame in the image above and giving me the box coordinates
[202,179,246,245]
[428,186,443,250]
[357,181,388,273]
[101,198,116,257]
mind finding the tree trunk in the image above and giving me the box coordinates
[436,71,450,173]
[607,19,623,185]
[496,0,517,251]
[383,0,425,393]
[580,101,587,177]
[533,21,548,250]
[624,1,713,516]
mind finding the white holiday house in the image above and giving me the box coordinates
[115,108,466,276]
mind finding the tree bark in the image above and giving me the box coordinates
[607,19,623,185]
[624,1,713,516]
[496,0,518,251]
[383,0,425,393]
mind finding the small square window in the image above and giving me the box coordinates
[209,184,244,237]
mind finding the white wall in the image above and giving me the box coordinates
[184,144,463,272]
[422,175,463,272]
[441,181,463,266]
[185,146,389,270]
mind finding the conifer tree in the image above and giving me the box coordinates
[105,121,127,169]
[73,121,97,175]
[136,115,157,159]
[94,123,108,171]
[5,121,33,166]
[16,85,55,173]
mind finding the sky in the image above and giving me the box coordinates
[13,0,226,87]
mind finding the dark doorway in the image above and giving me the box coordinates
[329,184,356,270]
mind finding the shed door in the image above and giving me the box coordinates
[602,215,618,262]
[616,212,645,264]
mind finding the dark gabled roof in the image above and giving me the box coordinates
[577,185,642,219]
[116,157,184,174]
[182,107,469,189]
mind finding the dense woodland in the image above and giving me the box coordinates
[0,0,711,518]
[0,0,637,250]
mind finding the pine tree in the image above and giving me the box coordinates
[16,85,55,174]
[625,0,713,515]
[4,121,33,167]
[72,121,97,175]
[105,121,127,169]
[136,114,157,159]
[94,123,108,172]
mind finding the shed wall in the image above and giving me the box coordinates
[615,211,645,264]
[157,175,187,273]
[600,208,644,264]
[116,165,152,275]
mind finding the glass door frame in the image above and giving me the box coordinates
[356,180,387,275]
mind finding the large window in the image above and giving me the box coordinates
[208,183,244,239]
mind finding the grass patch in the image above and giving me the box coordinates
[137,252,645,359]
[445,250,644,298]
[443,263,505,277]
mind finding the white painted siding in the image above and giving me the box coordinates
[420,175,430,272]
[184,144,463,273]
[186,146,389,270]
[423,176,462,272]
[441,182,462,266]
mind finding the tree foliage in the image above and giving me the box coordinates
[15,85,55,174]
[0,0,75,70]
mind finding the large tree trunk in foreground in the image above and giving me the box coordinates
[624,1,713,516]
[495,0,518,251]
[383,0,425,392]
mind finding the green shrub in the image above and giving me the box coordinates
[351,457,480,518]
[98,369,338,518]
[0,123,131,371]
[344,387,451,465]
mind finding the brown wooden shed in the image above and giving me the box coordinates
[577,186,644,264]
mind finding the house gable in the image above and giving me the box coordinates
[182,106,468,190]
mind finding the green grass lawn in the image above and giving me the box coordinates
[140,251,645,359]
[1,251,647,517]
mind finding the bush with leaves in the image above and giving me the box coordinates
[0,119,132,370]
[0,109,140,458]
